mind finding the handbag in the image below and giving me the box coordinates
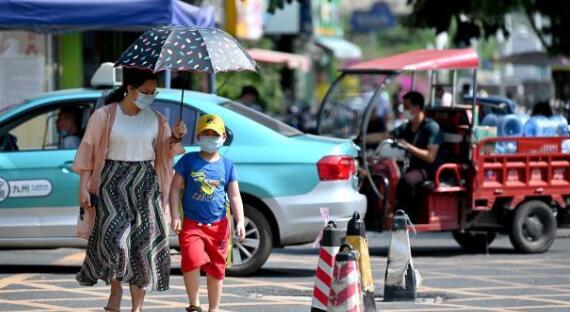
[76,194,97,239]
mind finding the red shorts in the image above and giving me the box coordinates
[179,218,230,280]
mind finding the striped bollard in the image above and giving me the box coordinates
[311,221,344,312]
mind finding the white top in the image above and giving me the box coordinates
[107,107,159,161]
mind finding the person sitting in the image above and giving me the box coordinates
[531,101,553,117]
[238,86,263,112]
[56,107,82,149]
[367,91,443,221]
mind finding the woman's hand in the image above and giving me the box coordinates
[171,216,182,234]
[80,187,91,209]
[172,120,187,140]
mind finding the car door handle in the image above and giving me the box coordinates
[59,161,74,173]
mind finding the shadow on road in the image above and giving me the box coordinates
[0,265,81,274]
[170,267,316,278]
[370,246,518,257]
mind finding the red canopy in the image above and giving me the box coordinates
[345,48,479,72]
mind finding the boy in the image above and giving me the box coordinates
[170,114,245,312]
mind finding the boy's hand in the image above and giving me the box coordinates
[171,217,182,234]
[236,220,246,241]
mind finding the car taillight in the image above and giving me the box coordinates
[317,155,357,181]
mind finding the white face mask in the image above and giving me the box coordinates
[134,91,156,110]
[403,109,413,120]
[198,136,224,153]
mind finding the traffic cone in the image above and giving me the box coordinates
[327,244,363,312]
[383,210,417,301]
[345,212,377,312]
[311,221,344,312]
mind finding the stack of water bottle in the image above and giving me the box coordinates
[481,113,570,154]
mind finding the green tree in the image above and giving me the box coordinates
[404,0,570,55]
[215,38,284,114]
[267,0,310,14]
[270,0,569,55]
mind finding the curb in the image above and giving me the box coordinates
[557,229,570,238]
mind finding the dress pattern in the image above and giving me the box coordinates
[76,160,170,291]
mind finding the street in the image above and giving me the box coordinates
[1,231,570,312]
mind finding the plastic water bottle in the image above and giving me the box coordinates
[518,114,529,128]
[498,114,523,137]
[524,116,547,137]
[563,139,570,153]
[551,115,569,136]
[481,113,499,127]
[495,115,522,154]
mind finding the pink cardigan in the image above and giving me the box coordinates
[72,103,184,209]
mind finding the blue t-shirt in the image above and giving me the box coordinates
[174,152,238,224]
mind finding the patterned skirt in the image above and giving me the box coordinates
[76,160,170,291]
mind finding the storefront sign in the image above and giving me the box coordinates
[0,31,46,108]
[225,0,263,40]
[350,2,396,33]
[313,0,343,37]
[264,1,301,34]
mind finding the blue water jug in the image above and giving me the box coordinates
[550,115,569,136]
[563,139,570,154]
[495,114,523,154]
[481,113,499,127]
[524,115,569,137]
[524,116,547,137]
[498,114,523,137]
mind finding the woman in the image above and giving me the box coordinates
[73,69,186,312]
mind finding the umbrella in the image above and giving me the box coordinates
[115,26,258,118]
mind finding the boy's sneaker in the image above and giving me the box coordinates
[186,305,203,312]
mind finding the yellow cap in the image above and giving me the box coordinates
[196,114,225,136]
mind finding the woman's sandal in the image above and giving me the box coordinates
[103,291,122,312]
[186,305,203,312]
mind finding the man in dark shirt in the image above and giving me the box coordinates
[367,91,443,220]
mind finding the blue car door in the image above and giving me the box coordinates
[0,99,95,243]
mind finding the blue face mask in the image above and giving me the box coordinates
[134,91,155,110]
[59,130,69,138]
[198,136,224,153]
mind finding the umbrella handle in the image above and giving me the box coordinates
[179,73,186,122]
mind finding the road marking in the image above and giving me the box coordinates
[382,302,511,312]
[509,304,570,310]
[51,251,85,265]
[0,273,35,289]
[0,298,78,311]
[422,285,570,307]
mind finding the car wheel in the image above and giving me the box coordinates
[510,200,556,253]
[452,231,496,252]
[226,204,272,276]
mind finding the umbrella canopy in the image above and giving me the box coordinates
[115,26,257,74]
[0,0,215,32]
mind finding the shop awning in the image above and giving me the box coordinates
[345,48,479,73]
[247,48,310,72]
[316,37,362,60]
[0,0,215,32]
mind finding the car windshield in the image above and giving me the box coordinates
[0,101,26,116]
[319,73,390,139]
[221,101,303,137]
